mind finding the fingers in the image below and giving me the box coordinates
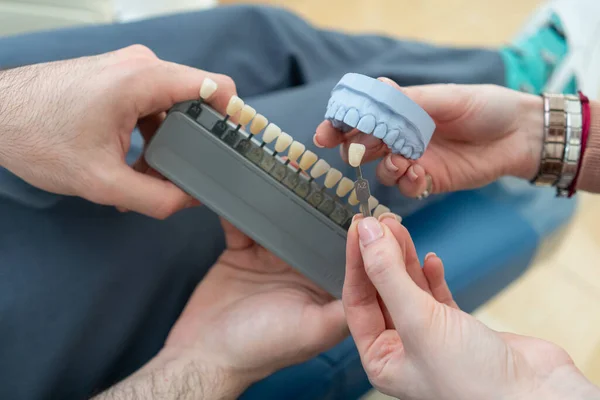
[343,215,389,355]
[96,165,193,219]
[356,217,434,344]
[307,300,349,352]
[136,60,237,118]
[220,217,254,250]
[377,213,431,295]
[423,252,459,309]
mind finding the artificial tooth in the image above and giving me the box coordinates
[200,78,218,100]
[287,141,306,164]
[343,108,360,128]
[274,133,293,154]
[356,115,376,134]
[310,159,330,179]
[238,105,256,127]
[226,96,244,118]
[324,168,343,189]
[249,114,268,138]
[373,205,391,219]
[384,130,400,146]
[348,189,360,206]
[262,123,281,145]
[299,151,318,171]
[348,143,366,167]
[373,123,388,139]
[336,177,354,197]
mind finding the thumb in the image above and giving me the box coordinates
[103,166,193,219]
[357,217,435,346]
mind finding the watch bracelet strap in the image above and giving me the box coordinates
[531,93,582,195]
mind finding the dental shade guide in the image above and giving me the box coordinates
[145,74,427,298]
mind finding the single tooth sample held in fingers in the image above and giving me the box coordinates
[348,143,366,167]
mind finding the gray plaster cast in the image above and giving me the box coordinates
[325,73,436,159]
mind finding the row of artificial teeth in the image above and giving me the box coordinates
[200,78,395,219]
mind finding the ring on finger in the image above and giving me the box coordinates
[417,175,433,200]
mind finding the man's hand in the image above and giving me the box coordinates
[344,215,600,400]
[95,218,348,399]
[0,45,236,218]
[315,80,544,197]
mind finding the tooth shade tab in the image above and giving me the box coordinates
[348,190,360,206]
[250,114,268,135]
[368,196,379,211]
[373,205,391,219]
[275,133,293,153]
[310,159,330,179]
[324,168,343,188]
[239,105,256,126]
[200,78,218,100]
[263,123,282,143]
[348,143,366,167]
[288,141,306,163]
[299,151,318,171]
[336,177,354,197]
[226,96,244,117]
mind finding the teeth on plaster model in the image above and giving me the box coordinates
[368,196,379,211]
[226,96,244,119]
[200,78,218,100]
[287,141,305,164]
[324,168,343,189]
[261,123,281,146]
[310,159,330,179]
[348,143,366,167]
[249,114,268,139]
[348,189,360,206]
[373,205,391,219]
[274,132,293,155]
[298,150,318,172]
[336,177,354,198]
[324,73,436,159]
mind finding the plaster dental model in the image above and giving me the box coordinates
[325,73,436,160]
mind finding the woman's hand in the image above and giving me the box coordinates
[343,215,599,400]
[0,45,235,219]
[315,81,545,197]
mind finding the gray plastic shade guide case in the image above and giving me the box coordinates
[145,101,352,298]
[326,73,436,159]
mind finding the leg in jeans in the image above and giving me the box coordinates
[0,5,525,400]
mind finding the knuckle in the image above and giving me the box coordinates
[213,73,237,94]
[122,44,157,59]
[364,247,392,281]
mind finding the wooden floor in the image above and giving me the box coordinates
[220,0,600,396]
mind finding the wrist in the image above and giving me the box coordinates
[518,366,600,400]
[512,93,544,181]
[95,348,250,400]
[0,67,26,170]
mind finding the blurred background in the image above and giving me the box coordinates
[0,0,598,396]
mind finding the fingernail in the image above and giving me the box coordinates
[313,134,325,148]
[408,164,424,182]
[384,154,399,172]
[116,206,128,213]
[378,212,401,223]
[352,214,364,223]
[425,252,437,261]
[358,217,383,246]
[377,77,394,85]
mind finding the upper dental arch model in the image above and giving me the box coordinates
[326,73,436,159]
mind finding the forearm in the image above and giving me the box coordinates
[92,351,247,400]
